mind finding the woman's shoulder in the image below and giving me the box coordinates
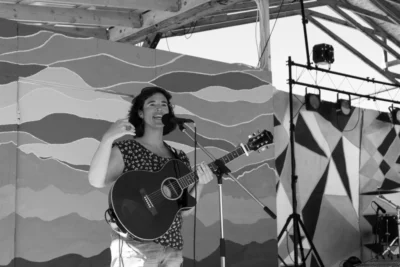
[113,138,140,149]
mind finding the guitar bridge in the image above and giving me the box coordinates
[140,188,158,216]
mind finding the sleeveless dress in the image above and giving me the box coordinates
[111,138,192,250]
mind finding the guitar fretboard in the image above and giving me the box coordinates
[177,144,249,189]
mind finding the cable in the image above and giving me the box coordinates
[256,0,285,68]
[184,21,197,39]
[343,107,361,132]
[165,37,171,52]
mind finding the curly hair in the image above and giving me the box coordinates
[128,86,176,137]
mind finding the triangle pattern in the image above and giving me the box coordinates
[274,114,281,127]
[342,108,362,148]
[314,112,342,154]
[331,138,352,202]
[324,195,359,231]
[342,137,360,216]
[317,101,354,132]
[325,159,348,196]
[313,196,361,266]
[310,254,321,267]
[301,161,329,240]
[275,145,288,177]
[295,143,330,210]
[376,112,392,123]
[301,111,333,156]
[364,120,393,149]
[378,127,397,156]
[380,178,400,190]
[277,182,294,233]
[295,113,326,158]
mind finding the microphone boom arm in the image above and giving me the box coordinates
[178,123,276,219]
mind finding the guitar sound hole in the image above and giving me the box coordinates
[161,178,181,200]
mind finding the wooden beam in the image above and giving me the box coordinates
[166,0,342,39]
[36,24,108,39]
[385,0,400,5]
[210,0,307,16]
[307,15,399,85]
[165,16,257,37]
[307,9,384,38]
[386,59,400,68]
[369,0,400,25]
[330,5,400,59]
[258,0,270,70]
[166,2,350,39]
[20,0,181,12]
[385,70,400,79]
[167,8,385,38]
[337,2,394,24]
[202,0,330,24]
[142,32,162,48]
[108,0,245,44]
[361,16,400,50]
[212,1,257,15]
[0,3,142,27]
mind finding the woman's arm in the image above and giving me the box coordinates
[88,119,135,188]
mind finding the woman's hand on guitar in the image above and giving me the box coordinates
[103,119,136,142]
[196,162,214,185]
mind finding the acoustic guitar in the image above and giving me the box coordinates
[108,129,273,241]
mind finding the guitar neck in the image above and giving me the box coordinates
[177,144,250,189]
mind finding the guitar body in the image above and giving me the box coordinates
[109,159,196,241]
[108,129,273,241]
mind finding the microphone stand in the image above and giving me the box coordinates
[175,122,276,267]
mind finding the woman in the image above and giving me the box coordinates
[88,86,214,267]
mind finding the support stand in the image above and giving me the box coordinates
[214,159,232,267]
[377,194,400,256]
[177,124,276,267]
[277,57,324,267]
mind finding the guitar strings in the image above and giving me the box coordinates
[147,175,195,203]
[146,179,183,202]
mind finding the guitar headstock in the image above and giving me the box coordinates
[247,129,273,152]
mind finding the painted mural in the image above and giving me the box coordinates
[0,18,277,267]
[274,92,363,267]
[360,109,400,260]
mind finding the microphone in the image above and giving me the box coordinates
[162,114,194,125]
[373,201,386,214]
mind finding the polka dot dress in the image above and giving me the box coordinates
[112,139,191,250]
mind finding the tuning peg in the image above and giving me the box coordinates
[248,134,252,139]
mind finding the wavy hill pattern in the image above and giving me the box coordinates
[0,19,276,267]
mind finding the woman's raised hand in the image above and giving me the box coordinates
[102,118,136,142]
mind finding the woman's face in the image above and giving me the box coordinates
[139,93,170,129]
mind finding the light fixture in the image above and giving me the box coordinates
[336,93,351,116]
[312,44,334,65]
[305,87,321,111]
[389,105,400,124]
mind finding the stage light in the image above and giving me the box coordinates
[389,105,400,124]
[305,88,321,111]
[313,43,334,65]
[336,94,351,116]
